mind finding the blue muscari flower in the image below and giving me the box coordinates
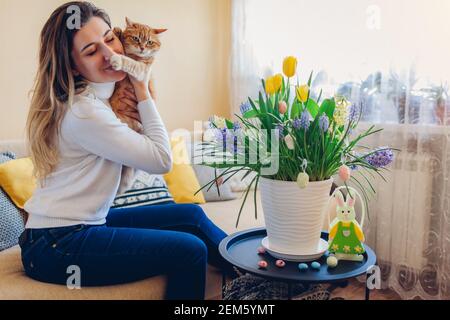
[233,121,241,130]
[299,110,310,130]
[292,117,301,130]
[275,124,285,138]
[348,103,361,123]
[365,147,394,168]
[319,114,329,132]
[240,102,252,115]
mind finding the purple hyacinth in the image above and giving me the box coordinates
[348,103,361,123]
[299,110,310,130]
[292,117,302,130]
[214,128,239,154]
[240,102,252,115]
[319,114,329,132]
[364,147,394,168]
[233,121,241,130]
[275,124,285,138]
[214,128,226,143]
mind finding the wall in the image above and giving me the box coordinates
[0,0,231,139]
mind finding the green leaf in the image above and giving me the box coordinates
[291,101,301,119]
[307,70,314,87]
[243,109,258,119]
[258,92,267,114]
[273,93,280,117]
[248,97,259,113]
[225,119,234,129]
[319,98,336,118]
[306,99,319,118]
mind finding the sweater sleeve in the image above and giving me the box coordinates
[65,98,172,174]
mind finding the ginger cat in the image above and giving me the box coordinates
[110,17,167,133]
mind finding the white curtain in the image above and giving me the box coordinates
[231,0,450,299]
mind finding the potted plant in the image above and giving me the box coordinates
[197,56,395,257]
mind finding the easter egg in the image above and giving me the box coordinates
[257,246,266,255]
[326,256,338,268]
[311,261,321,270]
[275,260,286,268]
[296,172,309,188]
[258,260,268,269]
[298,263,308,271]
[338,165,351,182]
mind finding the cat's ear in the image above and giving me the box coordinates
[125,17,135,28]
[153,28,168,35]
[112,27,122,39]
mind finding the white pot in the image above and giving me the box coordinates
[259,176,333,255]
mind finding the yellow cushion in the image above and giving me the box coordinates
[164,136,206,204]
[0,158,36,209]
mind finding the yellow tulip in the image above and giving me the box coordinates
[265,76,275,95]
[273,74,283,93]
[296,85,309,102]
[265,74,283,95]
[283,56,297,78]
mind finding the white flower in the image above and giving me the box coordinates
[284,134,295,150]
[214,115,226,129]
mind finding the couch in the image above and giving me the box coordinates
[0,139,266,300]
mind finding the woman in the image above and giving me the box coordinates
[21,1,233,300]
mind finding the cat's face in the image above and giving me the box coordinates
[121,18,167,59]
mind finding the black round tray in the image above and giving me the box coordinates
[219,227,377,283]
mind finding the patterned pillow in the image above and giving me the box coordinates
[111,170,174,209]
[0,151,26,251]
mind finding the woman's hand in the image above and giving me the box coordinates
[129,75,151,102]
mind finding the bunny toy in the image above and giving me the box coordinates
[327,187,365,266]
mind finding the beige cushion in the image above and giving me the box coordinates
[0,245,222,300]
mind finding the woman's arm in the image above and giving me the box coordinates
[65,96,172,174]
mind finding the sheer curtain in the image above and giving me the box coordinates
[231,0,450,299]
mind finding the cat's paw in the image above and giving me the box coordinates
[110,54,123,70]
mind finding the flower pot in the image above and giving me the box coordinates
[259,176,334,256]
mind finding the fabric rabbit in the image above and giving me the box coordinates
[328,189,365,263]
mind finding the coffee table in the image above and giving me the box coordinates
[219,227,377,300]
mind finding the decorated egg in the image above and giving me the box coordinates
[311,261,321,270]
[296,172,309,188]
[298,263,308,271]
[258,260,268,269]
[338,165,351,182]
[257,246,266,255]
[275,260,286,268]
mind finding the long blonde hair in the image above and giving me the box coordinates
[26,1,111,183]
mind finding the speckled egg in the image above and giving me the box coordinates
[257,246,266,255]
[298,263,308,271]
[275,260,286,268]
[311,261,321,270]
[258,260,268,269]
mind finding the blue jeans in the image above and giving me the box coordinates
[19,204,229,300]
